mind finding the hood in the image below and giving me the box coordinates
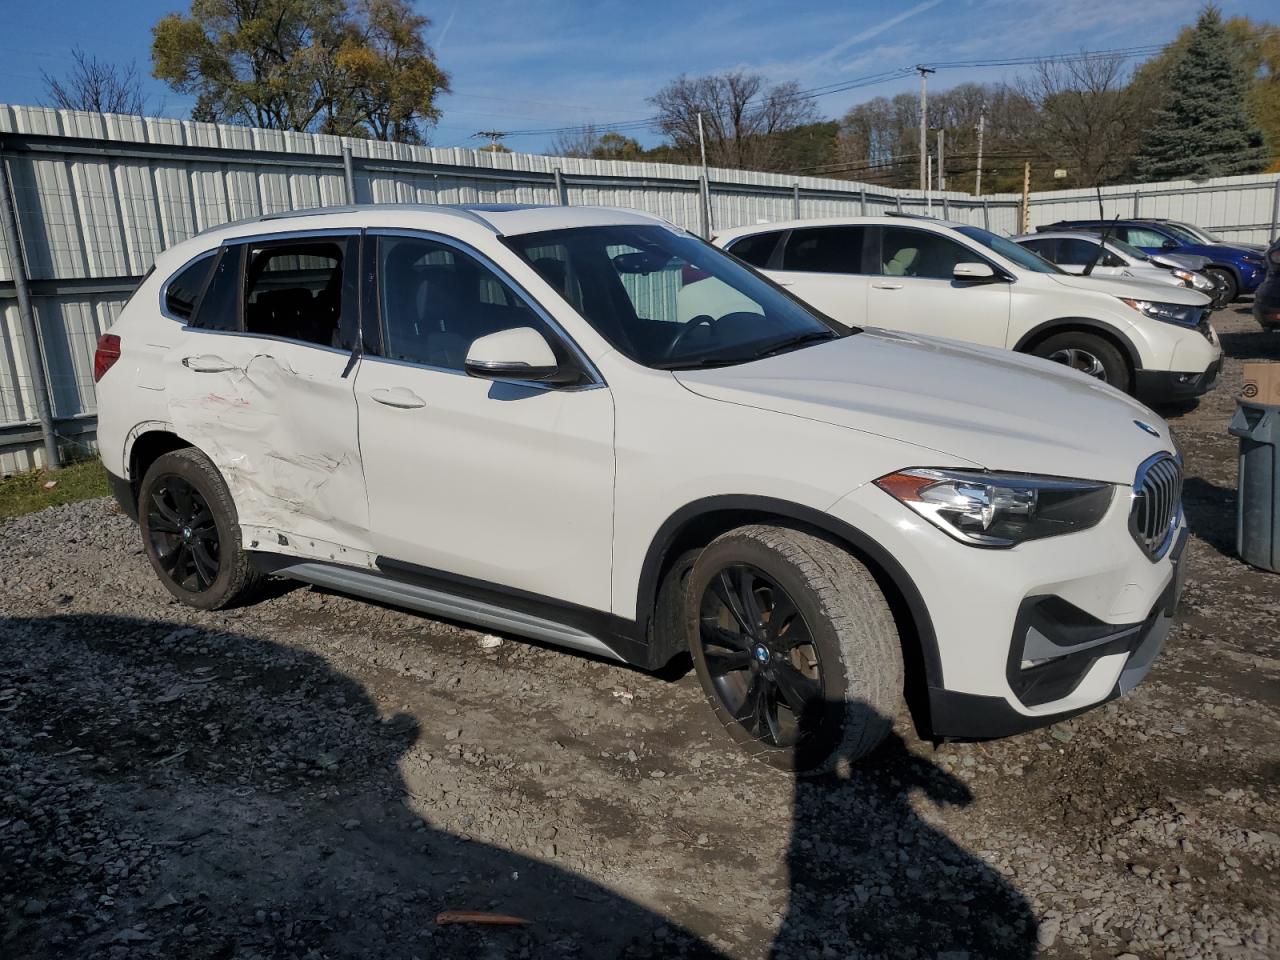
[1046,271,1211,306]
[675,330,1171,485]
[1151,252,1211,272]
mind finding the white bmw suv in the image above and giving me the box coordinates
[715,215,1221,406]
[95,204,1187,772]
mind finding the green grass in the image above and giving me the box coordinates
[0,458,110,520]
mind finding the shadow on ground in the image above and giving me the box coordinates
[0,614,1038,958]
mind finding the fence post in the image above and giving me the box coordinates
[792,182,800,219]
[554,168,567,205]
[0,148,60,469]
[698,175,712,239]
[341,146,356,204]
[1271,178,1280,242]
[982,198,990,230]
[895,195,903,214]
[1133,190,1140,218]
[942,195,950,220]
[859,187,867,215]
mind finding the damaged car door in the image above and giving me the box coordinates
[164,233,370,552]
[353,233,615,612]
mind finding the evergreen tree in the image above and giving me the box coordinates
[1135,6,1268,181]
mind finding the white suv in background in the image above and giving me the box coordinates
[715,215,1221,405]
[96,204,1186,772]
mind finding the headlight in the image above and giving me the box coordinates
[1118,297,1202,327]
[1170,268,1196,284]
[875,469,1114,548]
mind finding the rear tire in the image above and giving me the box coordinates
[1206,267,1238,305]
[1031,331,1131,394]
[139,448,263,610]
[685,525,903,775]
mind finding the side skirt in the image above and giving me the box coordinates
[251,554,643,665]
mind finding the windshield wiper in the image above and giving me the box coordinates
[747,330,838,360]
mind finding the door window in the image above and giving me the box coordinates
[1121,226,1170,248]
[244,240,349,348]
[1018,238,1057,260]
[1056,237,1102,267]
[376,235,559,372]
[781,226,866,274]
[726,231,783,268]
[879,227,974,279]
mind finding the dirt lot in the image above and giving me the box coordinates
[2,308,1278,960]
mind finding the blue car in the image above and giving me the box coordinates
[1040,218,1267,303]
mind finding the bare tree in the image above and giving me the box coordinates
[1018,54,1156,186]
[649,71,819,170]
[42,47,146,115]
[550,123,603,158]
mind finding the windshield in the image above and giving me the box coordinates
[956,225,1063,274]
[505,224,847,370]
[1105,236,1152,262]
[1163,222,1217,244]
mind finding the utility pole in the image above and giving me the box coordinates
[474,130,509,151]
[936,128,945,192]
[696,112,714,236]
[916,65,934,193]
[974,110,985,196]
[1020,161,1032,233]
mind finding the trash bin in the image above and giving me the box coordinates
[1228,399,1280,573]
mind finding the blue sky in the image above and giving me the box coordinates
[1,0,1274,153]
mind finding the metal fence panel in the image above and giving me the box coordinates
[1,103,1277,470]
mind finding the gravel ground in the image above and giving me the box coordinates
[2,307,1278,960]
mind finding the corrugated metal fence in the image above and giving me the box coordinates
[2,103,1279,473]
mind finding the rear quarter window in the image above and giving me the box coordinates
[163,254,216,321]
[725,231,783,268]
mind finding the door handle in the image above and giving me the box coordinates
[776,280,794,287]
[181,355,236,373]
[872,282,903,290]
[370,387,426,409]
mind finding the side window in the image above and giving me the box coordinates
[244,240,348,348]
[1019,238,1056,260]
[1122,227,1168,248]
[190,246,243,332]
[164,254,215,321]
[880,227,975,280]
[726,231,782,268]
[781,226,865,274]
[376,235,555,372]
[1057,237,1101,267]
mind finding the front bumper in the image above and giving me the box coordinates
[1134,361,1220,404]
[928,529,1186,738]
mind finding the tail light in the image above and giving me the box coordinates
[93,334,121,382]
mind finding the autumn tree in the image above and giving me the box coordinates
[648,71,819,170]
[42,47,147,115]
[550,124,645,160]
[151,0,449,141]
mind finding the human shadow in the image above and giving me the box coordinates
[0,614,726,959]
[1,613,1039,959]
[770,727,1037,959]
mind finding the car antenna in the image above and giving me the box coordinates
[1082,187,1117,277]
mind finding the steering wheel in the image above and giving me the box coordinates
[664,314,718,360]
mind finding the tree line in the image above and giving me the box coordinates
[40,2,1279,190]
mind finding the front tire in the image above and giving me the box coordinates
[685,525,903,774]
[1206,267,1238,304]
[139,448,262,610]
[1031,331,1131,393]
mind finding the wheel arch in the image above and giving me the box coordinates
[636,495,942,718]
[125,424,196,493]
[1013,317,1141,376]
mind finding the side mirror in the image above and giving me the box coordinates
[953,262,997,282]
[464,327,570,384]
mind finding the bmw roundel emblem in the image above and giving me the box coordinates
[1134,420,1161,438]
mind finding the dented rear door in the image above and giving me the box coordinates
[163,236,371,556]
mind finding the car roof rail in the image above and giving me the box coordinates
[885,211,941,220]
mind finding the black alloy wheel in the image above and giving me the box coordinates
[146,475,221,592]
[696,563,825,748]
